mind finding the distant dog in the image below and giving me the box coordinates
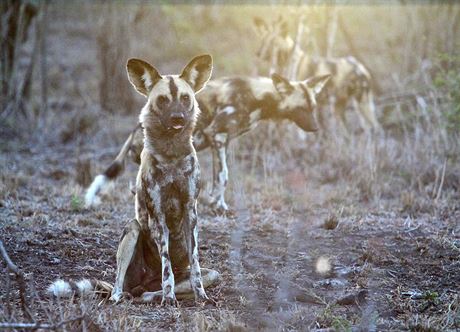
[85,73,330,214]
[253,16,378,131]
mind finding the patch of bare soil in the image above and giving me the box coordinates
[1,138,459,331]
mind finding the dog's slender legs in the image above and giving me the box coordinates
[358,91,379,129]
[148,184,176,306]
[156,223,176,306]
[186,200,208,300]
[111,219,140,302]
[333,99,351,137]
[136,268,220,303]
[211,142,220,199]
[352,98,368,133]
[212,133,229,212]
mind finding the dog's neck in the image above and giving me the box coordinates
[142,125,195,162]
[249,80,284,121]
[258,95,283,120]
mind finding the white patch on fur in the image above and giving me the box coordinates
[189,224,207,298]
[47,279,72,297]
[142,72,152,91]
[185,155,199,196]
[85,174,107,208]
[301,86,318,111]
[214,133,229,211]
[138,103,150,127]
[192,225,199,259]
[279,87,307,112]
[249,109,262,129]
[160,230,176,300]
[222,106,235,115]
[189,68,199,87]
[76,279,93,295]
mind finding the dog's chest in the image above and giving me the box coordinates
[149,154,198,214]
[154,163,191,188]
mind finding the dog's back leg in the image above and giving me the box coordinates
[110,219,141,303]
[211,133,230,213]
[357,90,379,130]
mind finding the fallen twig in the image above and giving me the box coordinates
[0,314,85,330]
[0,239,33,321]
[435,158,447,203]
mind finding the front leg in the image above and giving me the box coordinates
[211,133,229,213]
[185,200,210,303]
[155,222,177,306]
[135,269,220,303]
[148,184,177,306]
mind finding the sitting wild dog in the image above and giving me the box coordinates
[110,55,218,305]
[50,55,219,305]
[253,16,379,131]
[85,73,330,214]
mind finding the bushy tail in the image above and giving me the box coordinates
[47,278,113,298]
[85,124,142,208]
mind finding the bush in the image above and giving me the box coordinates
[434,53,460,132]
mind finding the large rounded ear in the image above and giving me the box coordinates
[180,54,213,93]
[271,73,294,96]
[253,16,268,36]
[126,58,162,97]
[305,74,331,95]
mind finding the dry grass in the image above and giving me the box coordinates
[0,3,459,331]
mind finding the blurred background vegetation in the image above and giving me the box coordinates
[2,2,460,124]
[1,1,459,211]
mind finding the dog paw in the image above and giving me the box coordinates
[212,205,236,218]
[110,291,132,303]
[110,291,123,303]
[195,294,217,307]
[161,295,178,307]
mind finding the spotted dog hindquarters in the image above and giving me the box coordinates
[110,55,218,306]
[194,73,330,213]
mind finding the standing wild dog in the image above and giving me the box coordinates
[253,16,379,131]
[85,73,330,214]
[193,73,330,212]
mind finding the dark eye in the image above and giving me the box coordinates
[180,94,190,104]
[156,95,169,107]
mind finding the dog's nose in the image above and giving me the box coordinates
[171,112,184,121]
[170,113,185,129]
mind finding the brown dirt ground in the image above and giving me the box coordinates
[1,134,459,331]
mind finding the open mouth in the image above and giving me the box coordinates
[168,123,185,132]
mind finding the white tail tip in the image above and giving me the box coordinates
[85,174,107,208]
[48,279,94,298]
[47,279,72,297]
